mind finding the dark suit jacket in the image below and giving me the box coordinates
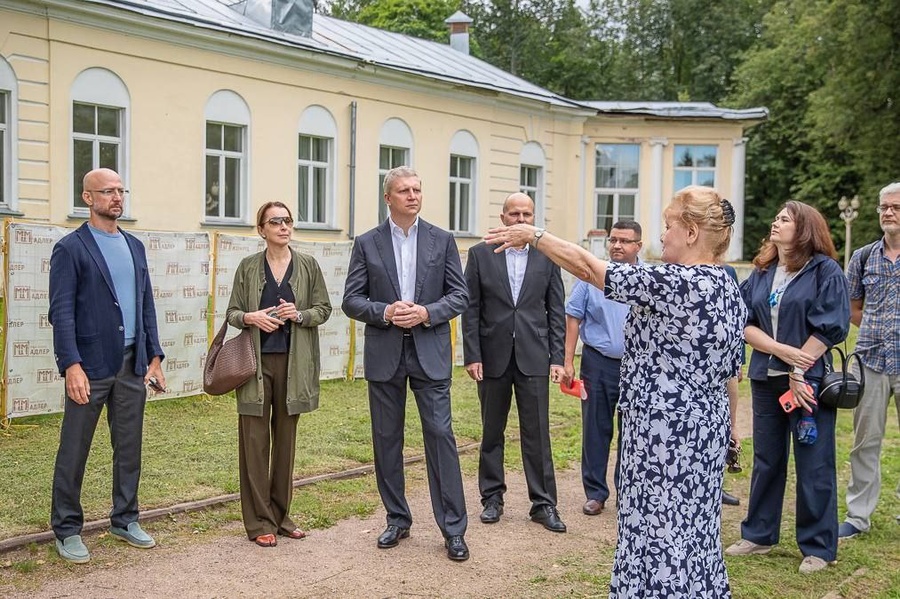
[342,219,468,382]
[462,242,565,378]
[48,223,164,379]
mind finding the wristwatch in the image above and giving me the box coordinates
[532,228,546,247]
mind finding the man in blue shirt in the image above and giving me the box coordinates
[563,221,641,516]
[839,181,900,538]
[48,168,166,564]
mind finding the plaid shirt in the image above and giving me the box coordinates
[847,238,900,374]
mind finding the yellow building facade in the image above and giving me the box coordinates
[0,0,765,259]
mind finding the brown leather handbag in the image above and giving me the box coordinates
[203,321,257,395]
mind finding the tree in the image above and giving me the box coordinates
[327,0,459,41]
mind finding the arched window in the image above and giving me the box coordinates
[70,68,130,214]
[449,130,478,233]
[0,56,18,213]
[204,90,250,222]
[378,118,413,222]
[519,141,546,225]
[297,105,337,227]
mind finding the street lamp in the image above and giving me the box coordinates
[838,194,860,270]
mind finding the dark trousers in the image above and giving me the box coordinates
[741,377,838,561]
[478,351,557,514]
[239,353,300,539]
[367,335,467,538]
[51,347,147,540]
[580,346,622,503]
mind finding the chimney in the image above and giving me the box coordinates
[445,11,473,55]
[233,0,314,38]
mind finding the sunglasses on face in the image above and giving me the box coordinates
[265,216,294,226]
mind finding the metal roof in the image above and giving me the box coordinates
[83,0,587,110]
[580,101,768,121]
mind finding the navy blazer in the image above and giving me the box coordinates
[740,253,849,382]
[48,223,164,379]
[342,219,468,382]
[462,242,565,377]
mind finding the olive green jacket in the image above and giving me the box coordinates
[226,249,332,417]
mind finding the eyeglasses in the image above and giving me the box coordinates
[876,203,900,214]
[606,237,641,246]
[264,216,294,227]
[86,188,128,197]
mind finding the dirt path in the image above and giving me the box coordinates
[1,401,753,598]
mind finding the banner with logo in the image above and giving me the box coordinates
[2,224,210,418]
[211,234,355,383]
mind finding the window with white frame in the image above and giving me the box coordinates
[378,118,413,222]
[449,130,478,233]
[379,146,408,222]
[298,105,337,226]
[0,92,7,208]
[204,90,250,222]
[71,68,129,214]
[595,143,639,232]
[519,141,546,225]
[674,144,717,190]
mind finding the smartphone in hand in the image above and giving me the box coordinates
[779,383,813,413]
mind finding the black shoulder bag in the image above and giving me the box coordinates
[818,346,865,409]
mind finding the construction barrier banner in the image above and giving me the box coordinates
[210,234,355,383]
[3,224,210,418]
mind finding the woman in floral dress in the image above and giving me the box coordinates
[486,186,746,598]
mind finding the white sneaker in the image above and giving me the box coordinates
[799,555,835,574]
[724,539,773,556]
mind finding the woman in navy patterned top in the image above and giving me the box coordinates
[486,186,746,598]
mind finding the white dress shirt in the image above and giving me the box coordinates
[505,245,529,305]
[390,216,418,302]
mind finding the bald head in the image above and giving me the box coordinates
[500,192,535,228]
[82,168,120,192]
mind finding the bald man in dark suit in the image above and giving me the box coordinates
[463,192,567,533]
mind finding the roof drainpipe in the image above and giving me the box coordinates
[348,100,357,239]
[445,11,473,55]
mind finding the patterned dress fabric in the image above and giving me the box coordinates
[605,263,747,598]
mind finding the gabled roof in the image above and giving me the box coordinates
[81,0,588,110]
[580,101,768,122]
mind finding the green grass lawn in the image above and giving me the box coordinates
[1,364,898,597]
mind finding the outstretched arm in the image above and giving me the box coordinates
[484,224,608,290]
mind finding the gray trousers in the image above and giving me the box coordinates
[51,347,147,540]
[845,364,900,531]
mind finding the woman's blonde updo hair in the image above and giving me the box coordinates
[667,186,735,260]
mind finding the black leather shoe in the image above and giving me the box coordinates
[722,491,740,506]
[445,535,469,561]
[531,505,567,533]
[376,525,410,549]
[480,502,503,524]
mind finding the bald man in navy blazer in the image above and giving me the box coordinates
[342,166,470,561]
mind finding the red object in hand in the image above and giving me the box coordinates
[560,379,586,400]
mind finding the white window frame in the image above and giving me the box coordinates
[298,105,337,228]
[378,118,413,222]
[673,144,718,190]
[594,143,640,232]
[449,130,478,234]
[204,90,250,223]
[519,141,546,226]
[0,57,18,212]
[70,68,130,217]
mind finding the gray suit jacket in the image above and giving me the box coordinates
[462,242,565,378]
[342,219,468,382]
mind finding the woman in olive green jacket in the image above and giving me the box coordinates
[226,201,332,547]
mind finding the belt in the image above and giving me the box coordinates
[401,330,413,338]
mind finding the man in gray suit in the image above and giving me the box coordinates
[342,166,470,561]
[463,192,567,532]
